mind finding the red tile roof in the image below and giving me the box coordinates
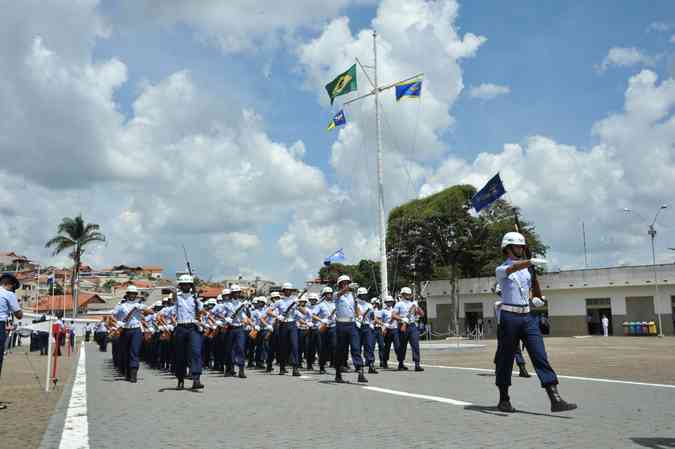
[198,286,222,299]
[33,292,105,312]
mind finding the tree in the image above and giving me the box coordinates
[318,259,382,295]
[45,215,106,318]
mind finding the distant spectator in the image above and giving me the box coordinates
[0,273,23,410]
[601,315,610,337]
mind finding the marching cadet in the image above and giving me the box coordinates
[94,317,109,352]
[250,297,268,369]
[111,296,128,375]
[356,288,378,374]
[227,285,250,379]
[494,284,531,378]
[173,274,205,390]
[381,295,397,369]
[158,297,176,372]
[269,283,301,377]
[371,298,386,369]
[314,287,336,375]
[296,295,310,368]
[392,287,424,372]
[218,289,236,377]
[304,293,321,371]
[494,232,576,413]
[333,275,367,383]
[120,285,149,383]
[201,299,217,369]
[265,291,281,373]
[211,290,229,372]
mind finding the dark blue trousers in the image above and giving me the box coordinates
[319,327,336,368]
[336,322,363,368]
[495,311,558,388]
[123,328,143,370]
[223,329,234,371]
[231,326,247,368]
[384,328,397,363]
[373,327,385,365]
[396,324,420,364]
[278,322,299,368]
[305,328,319,366]
[256,330,269,364]
[0,322,5,377]
[174,324,202,381]
[359,325,375,366]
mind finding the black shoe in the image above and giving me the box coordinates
[357,368,368,383]
[177,379,184,390]
[247,362,254,369]
[280,367,288,375]
[497,400,516,413]
[414,365,424,372]
[546,385,577,412]
[238,367,247,379]
[224,370,234,378]
[307,364,314,371]
[368,366,378,374]
[382,362,389,369]
[398,363,408,371]
[191,380,205,390]
[518,364,531,378]
[292,368,301,377]
[319,367,327,375]
[129,368,138,383]
[255,363,265,369]
[265,366,273,373]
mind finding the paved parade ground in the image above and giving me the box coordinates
[22,337,674,449]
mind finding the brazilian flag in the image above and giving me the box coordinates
[325,64,357,105]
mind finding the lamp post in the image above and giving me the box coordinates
[624,205,669,337]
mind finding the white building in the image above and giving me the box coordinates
[425,263,675,337]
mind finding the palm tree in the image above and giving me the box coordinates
[45,215,106,318]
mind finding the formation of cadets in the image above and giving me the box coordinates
[99,273,425,390]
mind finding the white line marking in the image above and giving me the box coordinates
[363,386,472,406]
[59,343,89,449]
[299,375,313,379]
[420,364,675,389]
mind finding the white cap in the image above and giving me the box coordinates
[230,284,241,293]
[400,287,412,295]
[308,292,319,301]
[216,294,223,301]
[282,282,294,290]
[370,298,380,304]
[153,300,163,307]
[255,297,267,304]
[501,232,526,250]
[270,291,281,298]
[298,296,308,303]
[206,299,217,306]
[177,274,194,284]
[321,286,333,295]
[336,274,351,285]
[356,287,368,296]
[126,285,139,294]
[384,295,395,303]
[222,288,231,296]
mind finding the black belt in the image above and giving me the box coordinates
[176,323,196,328]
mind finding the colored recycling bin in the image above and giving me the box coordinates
[622,322,629,336]
[641,322,649,335]
[630,322,639,335]
[648,321,657,335]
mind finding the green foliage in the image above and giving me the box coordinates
[318,260,381,294]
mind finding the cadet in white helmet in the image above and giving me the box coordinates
[268,283,301,376]
[303,292,321,370]
[494,232,576,413]
[380,295,398,369]
[313,286,336,374]
[371,298,387,369]
[356,287,378,374]
[333,275,367,383]
[118,285,150,383]
[391,287,424,372]
[173,274,205,390]
[264,291,282,372]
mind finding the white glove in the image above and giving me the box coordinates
[216,320,224,326]
[532,297,546,307]
[401,317,410,324]
[224,318,233,325]
[321,319,329,325]
[529,258,548,267]
[255,325,260,331]
[266,325,274,331]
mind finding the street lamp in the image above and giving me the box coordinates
[624,204,669,337]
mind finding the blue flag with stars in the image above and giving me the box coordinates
[395,78,423,101]
[471,173,506,212]
[327,110,346,130]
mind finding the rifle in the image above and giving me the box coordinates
[513,210,543,300]
[182,244,202,320]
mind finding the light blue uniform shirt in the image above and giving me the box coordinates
[0,287,20,321]
[250,308,265,326]
[123,302,145,328]
[228,299,247,326]
[95,321,107,333]
[315,300,336,327]
[274,296,297,322]
[393,300,414,323]
[495,258,531,306]
[357,301,374,326]
[334,292,356,321]
[112,302,127,322]
[175,292,203,322]
[160,305,176,320]
[382,307,396,329]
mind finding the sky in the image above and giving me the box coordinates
[1,0,675,285]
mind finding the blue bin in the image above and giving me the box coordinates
[629,322,638,335]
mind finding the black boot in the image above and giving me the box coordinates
[129,368,138,383]
[279,365,288,375]
[307,363,314,371]
[247,361,254,369]
[238,366,247,379]
[292,367,301,377]
[265,364,273,373]
[191,377,205,390]
[414,364,424,372]
[518,364,531,378]
[177,378,184,390]
[319,366,327,375]
[368,364,378,374]
[224,369,234,378]
[497,386,516,413]
[335,367,346,383]
[398,362,408,371]
[546,385,577,412]
[357,367,368,383]
[382,361,389,369]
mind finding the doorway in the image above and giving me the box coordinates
[586,298,612,335]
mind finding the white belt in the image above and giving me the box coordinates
[177,320,195,325]
[125,325,141,329]
[501,305,530,314]
[337,318,354,323]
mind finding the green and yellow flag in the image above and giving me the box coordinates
[325,64,357,105]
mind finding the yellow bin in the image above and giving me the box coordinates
[648,321,657,335]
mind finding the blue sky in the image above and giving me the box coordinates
[1,0,675,283]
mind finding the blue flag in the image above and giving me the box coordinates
[471,173,506,212]
[395,78,423,101]
[324,248,345,265]
[47,273,55,285]
[327,110,346,130]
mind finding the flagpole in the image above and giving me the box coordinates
[373,30,389,300]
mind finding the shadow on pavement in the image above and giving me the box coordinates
[464,404,573,419]
[630,438,675,448]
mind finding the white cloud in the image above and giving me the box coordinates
[468,83,511,100]
[647,22,670,33]
[596,47,659,73]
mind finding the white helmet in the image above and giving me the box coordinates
[206,298,217,306]
[384,295,395,303]
[356,287,368,296]
[321,286,333,295]
[337,274,351,285]
[308,292,319,301]
[178,274,194,284]
[222,288,231,296]
[501,232,526,250]
[371,297,380,304]
[255,297,267,304]
[230,284,242,293]
[400,287,412,296]
[162,296,170,303]
[153,300,163,308]
[282,282,294,290]
[126,285,139,294]
[216,294,223,301]
[298,296,308,303]
[270,291,281,298]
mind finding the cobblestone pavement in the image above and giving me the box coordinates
[0,341,76,449]
[39,339,675,449]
